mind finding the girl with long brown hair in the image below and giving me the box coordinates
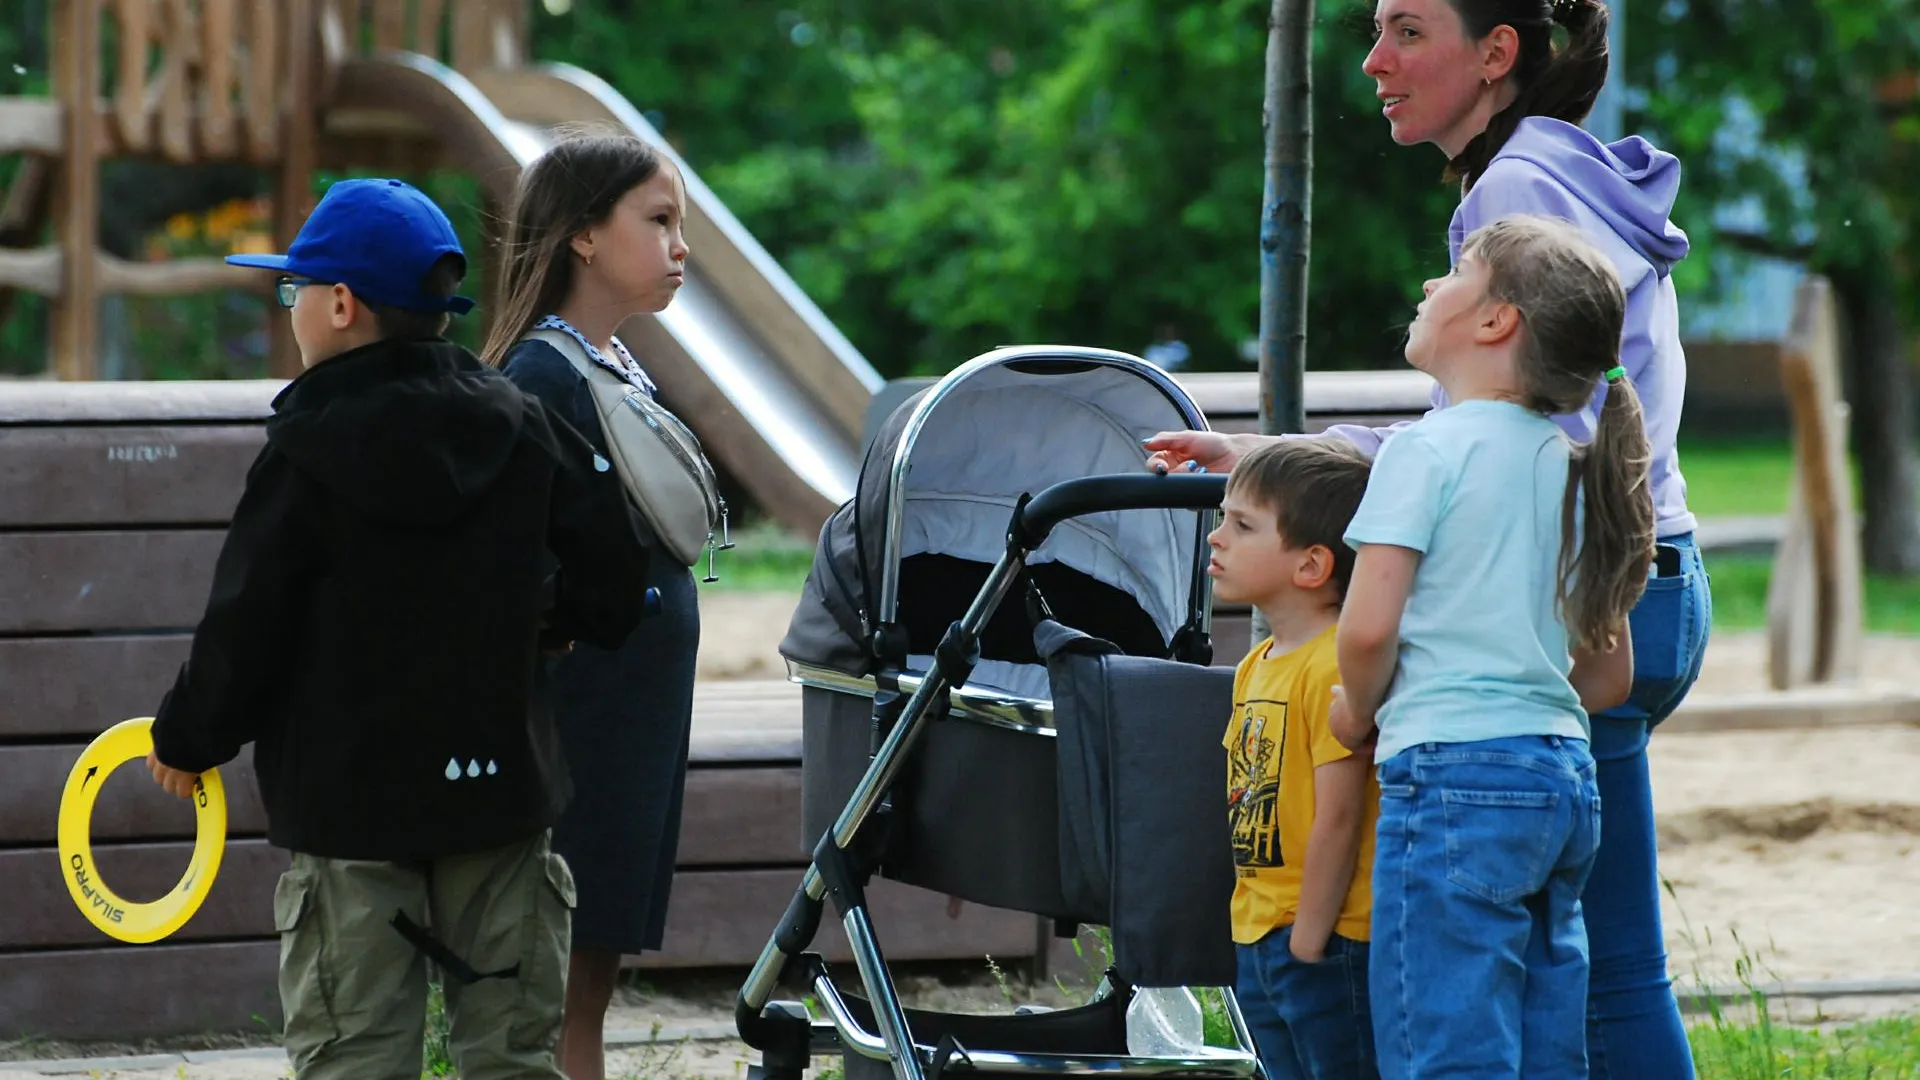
[483,130,696,1080]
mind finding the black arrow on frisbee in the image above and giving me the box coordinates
[82,766,99,789]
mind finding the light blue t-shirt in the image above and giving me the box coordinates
[1343,399,1590,763]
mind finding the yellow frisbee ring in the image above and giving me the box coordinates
[57,717,227,944]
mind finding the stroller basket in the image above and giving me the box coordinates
[738,348,1260,1080]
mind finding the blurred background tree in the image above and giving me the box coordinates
[1624,0,1920,572]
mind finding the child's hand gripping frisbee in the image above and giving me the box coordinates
[57,717,227,943]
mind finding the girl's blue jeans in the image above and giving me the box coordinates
[1370,736,1602,1079]
[1584,532,1712,1079]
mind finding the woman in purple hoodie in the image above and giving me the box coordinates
[1149,1,1703,1075]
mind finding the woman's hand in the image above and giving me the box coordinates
[1142,431,1265,475]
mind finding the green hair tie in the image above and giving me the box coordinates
[1604,365,1626,383]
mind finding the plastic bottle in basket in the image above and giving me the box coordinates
[1124,986,1205,1056]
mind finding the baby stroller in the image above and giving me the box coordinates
[736,346,1264,1080]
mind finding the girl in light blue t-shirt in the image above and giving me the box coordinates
[1329,214,1653,1079]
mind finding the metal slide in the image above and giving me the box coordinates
[324,52,881,532]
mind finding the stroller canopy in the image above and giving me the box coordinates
[782,348,1212,685]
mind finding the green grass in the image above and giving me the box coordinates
[1680,436,1920,634]
[1691,1013,1920,1078]
[1677,436,1894,520]
[1682,937,1920,1079]
[1680,438,1800,519]
[1705,553,1920,634]
[696,520,816,593]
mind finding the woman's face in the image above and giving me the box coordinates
[581,164,690,315]
[1362,0,1502,158]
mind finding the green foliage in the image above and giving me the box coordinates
[1625,0,1920,304]
[537,0,1451,378]
[0,0,1911,407]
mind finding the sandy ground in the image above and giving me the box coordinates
[6,596,1915,1077]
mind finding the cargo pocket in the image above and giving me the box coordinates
[273,868,341,1059]
[506,851,577,1051]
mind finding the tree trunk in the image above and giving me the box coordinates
[1831,266,1920,576]
[1257,0,1313,437]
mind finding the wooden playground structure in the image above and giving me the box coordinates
[3,0,548,382]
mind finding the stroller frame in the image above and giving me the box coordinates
[736,348,1264,1080]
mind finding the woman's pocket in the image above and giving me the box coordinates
[1442,789,1560,905]
[1621,556,1707,721]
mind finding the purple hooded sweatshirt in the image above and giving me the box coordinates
[1324,116,1697,538]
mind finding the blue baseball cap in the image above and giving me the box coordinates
[227,178,475,315]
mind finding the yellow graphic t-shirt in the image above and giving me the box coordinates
[1223,625,1379,944]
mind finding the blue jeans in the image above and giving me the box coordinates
[1236,925,1378,1080]
[1371,737,1602,1080]
[1584,533,1711,1079]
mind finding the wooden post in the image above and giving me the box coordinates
[157,0,196,163]
[111,0,153,154]
[413,0,447,57]
[370,0,406,52]
[1766,276,1864,688]
[451,1,492,72]
[50,0,101,380]
[200,0,239,159]
[269,0,318,378]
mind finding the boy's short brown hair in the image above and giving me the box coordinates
[1224,438,1373,599]
[363,254,467,340]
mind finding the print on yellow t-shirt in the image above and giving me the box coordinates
[1227,700,1286,869]
[1223,625,1379,944]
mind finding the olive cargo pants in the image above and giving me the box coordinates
[271,831,575,1080]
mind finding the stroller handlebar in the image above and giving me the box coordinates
[1011,473,1227,550]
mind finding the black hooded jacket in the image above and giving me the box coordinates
[151,338,650,860]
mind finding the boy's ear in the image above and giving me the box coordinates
[327,284,359,331]
[1292,543,1336,590]
[1475,299,1522,346]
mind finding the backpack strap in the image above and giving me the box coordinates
[523,327,597,382]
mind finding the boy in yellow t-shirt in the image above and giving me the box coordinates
[1210,440,1379,1080]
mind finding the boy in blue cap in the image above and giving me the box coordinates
[145,178,650,1079]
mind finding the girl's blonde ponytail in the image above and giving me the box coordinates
[1560,372,1655,651]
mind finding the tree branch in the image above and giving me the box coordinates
[1716,227,1813,263]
